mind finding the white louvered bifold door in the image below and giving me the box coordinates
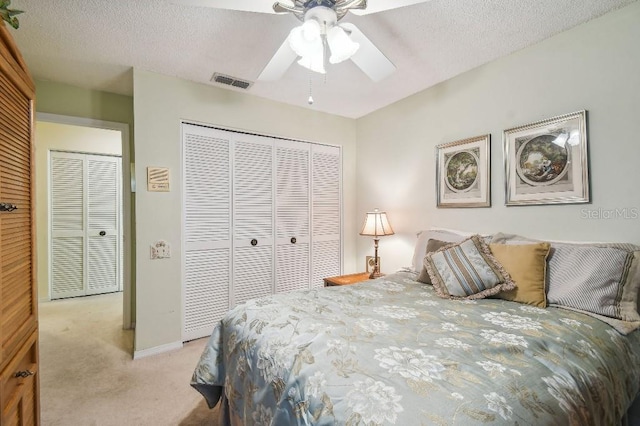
[182,124,232,341]
[86,155,121,295]
[275,140,310,293]
[50,152,122,299]
[311,145,342,287]
[50,152,85,299]
[232,133,274,307]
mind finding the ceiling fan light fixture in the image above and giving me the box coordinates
[301,19,321,42]
[327,25,360,64]
[289,26,323,58]
[297,52,326,74]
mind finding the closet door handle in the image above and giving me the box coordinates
[0,202,17,212]
[99,231,106,236]
[290,237,297,244]
[251,239,258,246]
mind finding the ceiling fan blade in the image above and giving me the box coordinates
[341,23,396,82]
[349,0,430,15]
[169,0,293,14]
[258,37,298,81]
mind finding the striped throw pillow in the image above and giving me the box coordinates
[491,232,640,334]
[546,244,638,320]
[425,235,515,300]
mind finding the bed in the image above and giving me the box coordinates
[191,230,640,425]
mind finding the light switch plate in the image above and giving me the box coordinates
[151,240,171,259]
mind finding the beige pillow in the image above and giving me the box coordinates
[417,239,450,284]
[489,242,551,308]
[411,230,469,272]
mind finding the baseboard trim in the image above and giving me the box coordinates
[133,341,183,360]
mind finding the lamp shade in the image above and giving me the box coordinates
[359,209,394,237]
[297,52,326,74]
[327,25,359,64]
[289,24,326,74]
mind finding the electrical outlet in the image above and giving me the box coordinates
[151,240,171,259]
[366,256,380,273]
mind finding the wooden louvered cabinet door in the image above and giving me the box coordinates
[1,330,37,426]
[0,23,39,425]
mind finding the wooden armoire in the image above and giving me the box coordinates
[0,20,39,426]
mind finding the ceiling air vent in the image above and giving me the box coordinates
[211,73,253,90]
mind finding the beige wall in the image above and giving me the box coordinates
[355,2,640,273]
[35,80,134,135]
[133,70,357,353]
[35,122,122,300]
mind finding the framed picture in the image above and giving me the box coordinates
[436,134,491,208]
[504,110,589,206]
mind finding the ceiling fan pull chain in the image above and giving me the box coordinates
[308,73,314,105]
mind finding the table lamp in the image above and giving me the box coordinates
[359,208,394,279]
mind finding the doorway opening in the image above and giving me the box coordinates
[35,113,133,332]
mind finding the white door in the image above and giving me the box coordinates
[50,152,122,299]
[232,133,274,307]
[311,145,342,287]
[275,139,310,293]
[86,155,121,295]
[182,124,232,341]
[50,153,85,298]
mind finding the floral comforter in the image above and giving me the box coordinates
[191,271,640,425]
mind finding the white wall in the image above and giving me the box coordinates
[356,2,640,274]
[133,70,357,352]
[35,121,122,300]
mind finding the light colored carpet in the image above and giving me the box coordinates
[39,292,220,425]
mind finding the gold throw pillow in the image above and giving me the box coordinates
[489,242,551,307]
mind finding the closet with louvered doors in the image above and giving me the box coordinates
[49,152,122,299]
[181,123,341,342]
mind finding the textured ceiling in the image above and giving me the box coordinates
[8,0,637,118]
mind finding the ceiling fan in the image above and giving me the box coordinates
[173,0,431,82]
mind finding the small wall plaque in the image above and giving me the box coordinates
[147,167,170,192]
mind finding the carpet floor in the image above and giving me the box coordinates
[39,292,220,425]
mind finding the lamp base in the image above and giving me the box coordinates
[369,270,384,279]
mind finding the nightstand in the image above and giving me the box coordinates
[324,272,372,287]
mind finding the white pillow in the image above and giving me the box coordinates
[410,228,471,273]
